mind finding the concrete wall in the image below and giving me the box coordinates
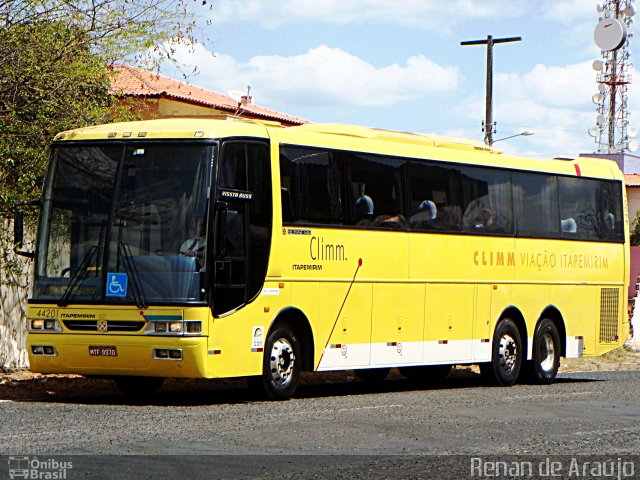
[0,219,31,370]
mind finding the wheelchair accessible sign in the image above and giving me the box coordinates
[106,273,128,298]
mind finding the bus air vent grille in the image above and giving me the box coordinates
[62,320,145,332]
[599,288,619,343]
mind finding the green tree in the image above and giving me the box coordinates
[0,21,118,214]
[631,211,640,246]
[0,0,210,215]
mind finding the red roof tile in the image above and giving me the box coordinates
[625,174,640,186]
[109,65,308,126]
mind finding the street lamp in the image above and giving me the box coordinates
[492,130,534,143]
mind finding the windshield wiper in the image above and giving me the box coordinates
[117,241,147,309]
[58,245,98,307]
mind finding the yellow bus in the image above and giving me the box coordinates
[17,117,628,399]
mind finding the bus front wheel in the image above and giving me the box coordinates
[251,326,302,400]
[524,318,561,385]
[481,318,522,386]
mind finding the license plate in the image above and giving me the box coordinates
[88,346,117,357]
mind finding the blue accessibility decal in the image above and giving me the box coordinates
[106,273,128,298]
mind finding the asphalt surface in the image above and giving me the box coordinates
[1,370,639,479]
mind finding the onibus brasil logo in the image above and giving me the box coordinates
[8,457,73,479]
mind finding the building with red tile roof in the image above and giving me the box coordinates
[625,173,640,187]
[109,65,308,126]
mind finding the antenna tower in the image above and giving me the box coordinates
[591,0,637,153]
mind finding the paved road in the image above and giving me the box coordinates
[1,370,639,479]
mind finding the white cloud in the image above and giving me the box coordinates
[454,60,603,157]
[161,43,460,111]
[206,0,530,30]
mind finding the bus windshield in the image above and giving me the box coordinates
[34,142,212,305]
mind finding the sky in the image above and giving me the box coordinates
[158,0,639,159]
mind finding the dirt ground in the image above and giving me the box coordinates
[1,346,639,402]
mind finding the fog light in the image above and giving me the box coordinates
[155,322,167,333]
[31,346,44,355]
[169,349,182,359]
[155,349,169,359]
[186,321,201,334]
[169,322,182,333]
[31,319,44,330]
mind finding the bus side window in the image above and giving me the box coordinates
[408,161,462,232]
[460,166,512,235]
[513,172,559,238]
[559,176,600,241]
[279,146,344,225]
[345,152,406,227]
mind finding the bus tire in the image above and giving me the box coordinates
[354,368,390,382]
[399,365,451,382]
[113,376,164,397]
[484,318,522,386]
[525,318,561,385]
[253,326,302,400]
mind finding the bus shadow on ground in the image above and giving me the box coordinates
[0,369,603,407]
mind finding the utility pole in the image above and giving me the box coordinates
[461,35,522,146]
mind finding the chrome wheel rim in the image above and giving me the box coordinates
[498,333,518,374]
[538,332,556,372]
[269,338,296,386]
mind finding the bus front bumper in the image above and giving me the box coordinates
[27,333,208,378]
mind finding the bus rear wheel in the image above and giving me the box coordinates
[524,318,561,385]
[113,376,164,397]
[250,325,302,400]
[399,365,451,382]
[482,318,522,386]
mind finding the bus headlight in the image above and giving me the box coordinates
[31,345,57,356]
[31,319,44,330]
[145,320,202,336]
[29,319,62,332]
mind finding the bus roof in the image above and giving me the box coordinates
[53,117,622,181]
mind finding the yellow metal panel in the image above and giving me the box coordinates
[371,283,424,364]
[317,282,372,367]
[425,284,474,342]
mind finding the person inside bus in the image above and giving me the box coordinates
[179,217,206,259]
[561,217,577,234]
[355,186,374,219]
[463,197,495,230]
[409,199,437,228]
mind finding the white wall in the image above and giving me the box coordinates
[0,219,31,369]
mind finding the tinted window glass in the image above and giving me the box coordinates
[461,167,513,234]
[559,177,600,240]
[513,173,559,237]
[280,146,343,224]
[345,152,406,229]
[600,181,625,242]
[408,161,462,232]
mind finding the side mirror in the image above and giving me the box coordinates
[13,202,38,258]
[14,209,24,247]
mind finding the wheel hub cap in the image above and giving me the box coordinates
[498,334,518,374]
[538,332,555,372]
[269,338,295,386]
